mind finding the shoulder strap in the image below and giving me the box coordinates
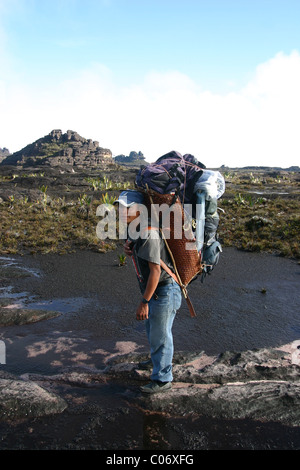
[142,226,197,318]
[160,259,196,318]
[159,258,178,283]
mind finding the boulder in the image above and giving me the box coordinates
[0,373,67,421]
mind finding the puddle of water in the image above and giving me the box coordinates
[0,285,89,314]
[0,256,17,264]
[0,286,32,299]
[291,325,300,335]
[246,190,290,195]
[25,297,89,314]
[0,256,40,277]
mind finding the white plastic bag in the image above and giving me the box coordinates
[194,170,225,199]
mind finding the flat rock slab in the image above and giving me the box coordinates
[143,380,300,427]
[0,304,60,326]
[1,343,300,427]
[103,343,300,427]
[0,376,67,421]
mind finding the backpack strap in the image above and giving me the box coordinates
[141,225,197,318]
[160,259,196,318]
[159,259,179,284]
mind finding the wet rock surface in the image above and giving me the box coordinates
[0,371,67,421]
[104,346,300,427]
[1,345,300,449]
[0,249,300,449]
[0,261,60,326]
[0,306,60,326]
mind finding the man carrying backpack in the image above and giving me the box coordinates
[114,190,182,394]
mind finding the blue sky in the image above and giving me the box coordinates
[1,0,300,167]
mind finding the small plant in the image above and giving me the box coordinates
[234,193,246,205]
[19,195,29,205]
[118,254,127,266]
[85,177,102,191]
[249,172,262,184]
[39,185,48,211]
[101,192,117,205]
[78,193,93,219]
[8,195,15,208]
[102,175,112,190]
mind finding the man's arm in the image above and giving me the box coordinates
[136,262,161,321]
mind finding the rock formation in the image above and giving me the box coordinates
[0,130,113,168]
[0,147,10,164]
[114,150,146,166]
[104,345,300,427]
[1,343,299,428]
[0,373,67,421]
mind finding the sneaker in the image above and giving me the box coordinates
[138,359,152,370]
[140,381,172,394]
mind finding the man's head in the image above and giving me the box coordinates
[114,190,145,224]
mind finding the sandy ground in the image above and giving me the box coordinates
[0,246,300,450]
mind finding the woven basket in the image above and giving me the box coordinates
[143,189,203,287]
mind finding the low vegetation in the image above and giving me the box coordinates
[218,193,300,259]
[0,168,299,259]
[0,194,116,255]
[0,173,134,255]
[216,169,300,259]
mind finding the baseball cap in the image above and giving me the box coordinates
[113,190,144,207]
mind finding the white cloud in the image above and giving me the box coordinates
[1,51,300,168]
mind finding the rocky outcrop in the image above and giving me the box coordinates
[0,147,10,164]
[114,151,146,167]
[0,130,113,168]
[0,298,60,326]
[103,343,300,427]
[0,372,67,421]
[4,342,299,428]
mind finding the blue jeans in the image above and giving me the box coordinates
[145,280,182,383]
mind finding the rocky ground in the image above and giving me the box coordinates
[1,345,300,451]
[0,163,299,450]
[0,247,300,450]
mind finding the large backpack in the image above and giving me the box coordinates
[136,150,205,203]
[135,151,225,316]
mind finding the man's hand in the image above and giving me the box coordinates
[123,239,133,256]
[136,301,149,321]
